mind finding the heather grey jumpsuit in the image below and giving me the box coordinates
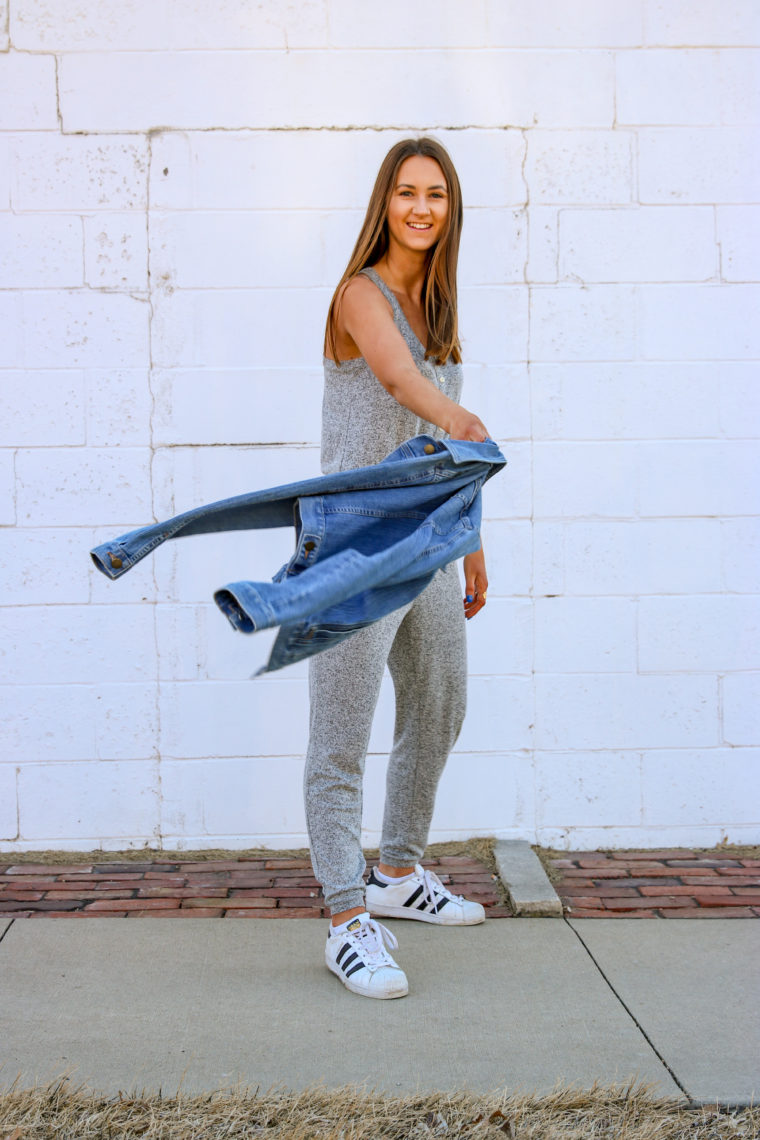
[304,268,468,914]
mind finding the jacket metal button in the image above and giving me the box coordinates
[424,444,435,455]
[304,541,316,552]
[109,552,123,569]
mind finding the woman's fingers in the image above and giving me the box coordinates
[463,587,487,620]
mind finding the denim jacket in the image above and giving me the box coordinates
[90,435,506,674]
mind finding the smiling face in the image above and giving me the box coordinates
[385,154,449,257]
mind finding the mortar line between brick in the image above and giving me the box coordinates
[53,54,63,130]
[144,130,164,847]
[59,124,528,136]
[563,916,692,1102]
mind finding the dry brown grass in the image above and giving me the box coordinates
[0,1079,757,1139]
[0,838,498,868]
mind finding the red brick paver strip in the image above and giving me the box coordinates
[547,850,760,918]
[0,856,506,919]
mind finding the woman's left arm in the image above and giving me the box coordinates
[463,546,488,620]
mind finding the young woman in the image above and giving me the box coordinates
[306,137,491,999]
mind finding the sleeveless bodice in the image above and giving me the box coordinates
[320,267,463,474]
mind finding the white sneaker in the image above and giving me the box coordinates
[325,912,409,999]
[366,865,486,926]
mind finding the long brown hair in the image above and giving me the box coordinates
[324,137,463,366]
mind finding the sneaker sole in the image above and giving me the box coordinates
[367,902,486,926]
[326,958,408,999]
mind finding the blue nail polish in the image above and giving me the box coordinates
[466,595,473,603]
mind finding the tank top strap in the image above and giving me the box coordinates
[359,266,406,324]
[359,266,426,354]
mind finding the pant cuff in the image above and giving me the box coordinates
[324,887,366,916]
[378,849,421,868]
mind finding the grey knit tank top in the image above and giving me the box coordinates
[320,267,463,474]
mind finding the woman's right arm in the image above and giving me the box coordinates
[337,277,490,443]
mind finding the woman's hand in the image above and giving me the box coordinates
[463,547,488,620]
[446,406,490,443]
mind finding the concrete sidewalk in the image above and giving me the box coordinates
[0,916,757,1105]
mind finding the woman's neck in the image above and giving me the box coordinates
[373,248,428,304]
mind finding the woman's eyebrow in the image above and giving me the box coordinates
[396,182,448,191]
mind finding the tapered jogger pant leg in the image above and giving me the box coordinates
[303,562,467,915]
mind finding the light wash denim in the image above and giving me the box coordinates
[90,434,506,674]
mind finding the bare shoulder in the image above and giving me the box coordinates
[328,271,402,362]
[339,273,392,320]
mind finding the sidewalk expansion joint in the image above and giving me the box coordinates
[0,919,14,945]
[565,917,693,1104]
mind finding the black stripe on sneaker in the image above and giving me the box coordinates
[403,885,425,908]
[367,869,386,888]
[344,961,367,978]
[431,896,450,914]
[341,951,358,972]
[336,942,351,964]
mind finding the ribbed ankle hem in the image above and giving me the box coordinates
[324,889,366,916]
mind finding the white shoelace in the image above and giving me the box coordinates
[350,917,399,971]
[416,867,465,912]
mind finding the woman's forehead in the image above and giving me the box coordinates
[395,154,447,188]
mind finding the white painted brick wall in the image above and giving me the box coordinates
[0,216,84,288]
[0,51,57,129]
[616,49,760,126]
[0,764,16,842]
[17,291,150,368]
[15,447,153,525]
[58,50,615,132]
[534,598,637,672]
[0,450,16,525]
[638,285,760,359]
[644,1,760,47]
[0,371,85,446]
[530,286,637,360]
[532,362,759,440]
[0,605,157,685]
[18,761,160,842]
[83,214,149,291]
[11,135,149,211]
[641,750,760,826]
[2,0,758,854]
[152,369,324,447]
[85,370,152,447]
[639,597,760,672]
[717,206,760,281]
[722,520,760,593]
[534,519,726,596]
[722,674,760,746]
[535,675,719,750]
[535,752,642,828]
[0,529,90,605]
[638,127,759,203]
[558,206,716,282]
[11,0,328,50]
[525,131,634,204]
[0,683,158,762]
